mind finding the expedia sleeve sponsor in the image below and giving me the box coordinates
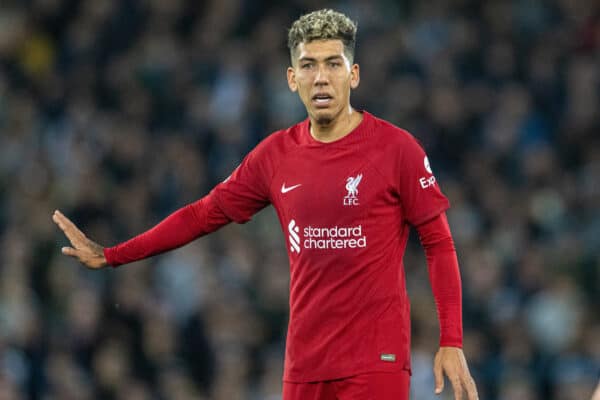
[393,134,450,226]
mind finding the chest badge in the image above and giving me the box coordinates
[343,174,362,206]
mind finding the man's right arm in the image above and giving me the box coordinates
[104,193,231,266]
[53,193,231,268]
[55,136,275,269]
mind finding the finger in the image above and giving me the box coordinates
[434,359,444,394]
[451,378,463,400]
[61,246,105,269]
[464,376,478,400]
[54,219,85,247]
[61,246,80,258]
[53,210,83,235]
[53,211,86,244]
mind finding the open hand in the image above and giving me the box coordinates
[434,346,478,400]
[52,210,107,269]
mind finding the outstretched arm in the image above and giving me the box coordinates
[416,212,478,400]
[53,193,231,268]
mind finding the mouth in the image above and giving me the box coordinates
[311,93,333,107]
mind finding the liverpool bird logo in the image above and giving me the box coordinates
[344,174,362,205]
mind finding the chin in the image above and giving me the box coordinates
[315,116,333,125]
[312,110,334,126]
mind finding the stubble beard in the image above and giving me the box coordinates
[315,114,333,126]
[311,108,336,127]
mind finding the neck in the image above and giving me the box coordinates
[310,106,363,143]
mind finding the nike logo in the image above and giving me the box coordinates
[281,183,302,194]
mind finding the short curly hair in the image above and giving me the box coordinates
[287,9,357,64]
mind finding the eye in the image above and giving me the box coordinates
[301,63,313,69]
[329,61,341,68]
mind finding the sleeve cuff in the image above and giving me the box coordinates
[103,246,119,268]
[439,341,463,348]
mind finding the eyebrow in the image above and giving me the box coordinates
[298,55,344,62]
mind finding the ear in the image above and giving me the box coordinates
[350,63,360,89]
[287,66,298,92]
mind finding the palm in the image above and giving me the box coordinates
[52,210,107,269]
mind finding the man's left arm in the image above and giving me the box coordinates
[416,212,479,400]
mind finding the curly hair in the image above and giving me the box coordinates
[287,9,357,63]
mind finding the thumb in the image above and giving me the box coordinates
[434,358,444,394]
[61,246,78,257]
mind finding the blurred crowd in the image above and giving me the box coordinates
[0,0,599,399]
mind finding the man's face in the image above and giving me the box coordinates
[287,39,360,126]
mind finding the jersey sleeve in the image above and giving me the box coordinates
[416,213,463,347]
[211,144,272,223]
[104,193,231,267]
[396,135,450,226]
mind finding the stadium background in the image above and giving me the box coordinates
[0,0,598,399]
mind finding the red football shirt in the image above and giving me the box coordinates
[212,111,450,382]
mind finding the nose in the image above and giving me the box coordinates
[314,64,329,85]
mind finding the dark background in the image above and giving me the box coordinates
[0,0,598,399]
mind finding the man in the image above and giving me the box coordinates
[53,9,478,400]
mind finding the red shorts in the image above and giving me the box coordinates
[283,371,410,400]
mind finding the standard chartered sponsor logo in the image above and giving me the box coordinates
[288,219,367,253]
[288,220,301,253]
[304,225,367,249]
